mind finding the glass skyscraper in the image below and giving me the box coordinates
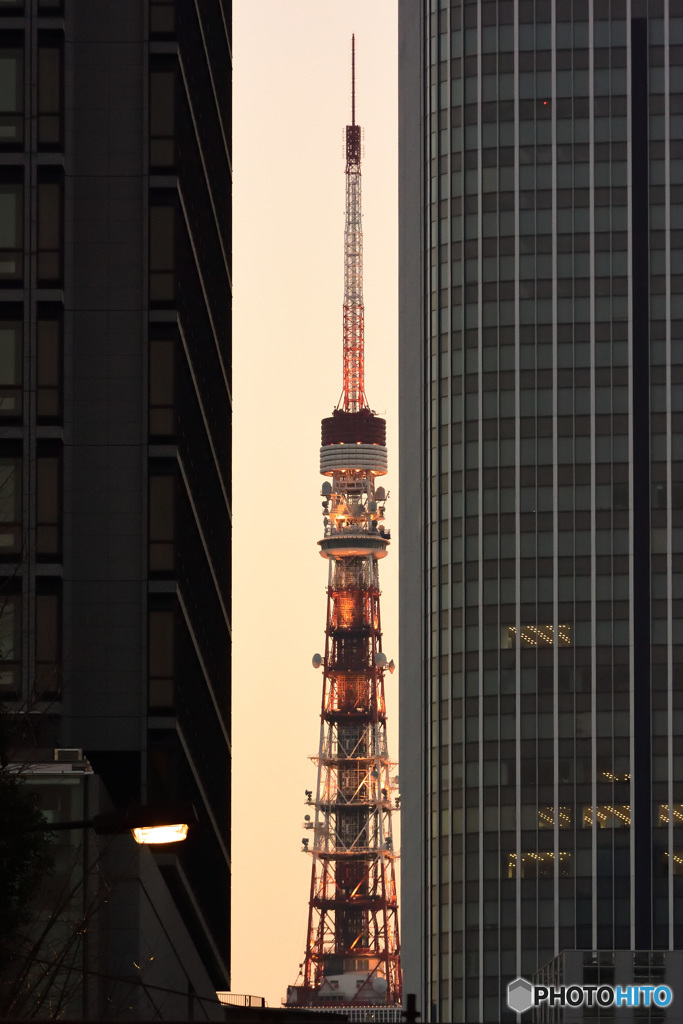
[399,2,683,1021]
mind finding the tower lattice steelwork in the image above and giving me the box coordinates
[286,38,401,1015]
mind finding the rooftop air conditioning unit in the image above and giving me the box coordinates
[54,748,84,763]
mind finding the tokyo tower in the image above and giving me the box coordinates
[285,37,402,1017]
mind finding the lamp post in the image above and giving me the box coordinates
[32,802,199,845]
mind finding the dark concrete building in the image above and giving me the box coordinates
[0,0,231,998]
[399,1,683,1021]
[7,759,225,1019]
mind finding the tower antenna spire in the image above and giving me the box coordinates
[341,35,366,412]
[351,33,355,125]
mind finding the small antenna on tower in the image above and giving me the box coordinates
[351,34,356,126]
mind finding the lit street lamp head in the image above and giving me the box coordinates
[32,802,199,844]
[132,822,189,845]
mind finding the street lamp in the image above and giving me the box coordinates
[34,803,199,845]
[132,823,189,845]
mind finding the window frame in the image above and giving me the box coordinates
[150,0,175,37]
[0,45,24,147]
[0,453,21,554]
[0,177,23,283]
[37,174,63,285]
[149,202,175,304]
[149,471,175,572]
[35,588,61,698]
[148,605,175,709]
[36,446,61,559]
[36,312,63,422]
[37,35,63,149]
[0,317,22,418]
[149,335,175,437]
[0,589,21,697]
[149,66,175,169]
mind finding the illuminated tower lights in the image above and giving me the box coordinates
[286,38,402,1014]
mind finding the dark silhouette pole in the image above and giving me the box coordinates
[403,993,420,1023]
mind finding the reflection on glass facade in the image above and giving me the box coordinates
[399,1,683,1021]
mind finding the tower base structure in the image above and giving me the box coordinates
[286,412,401,1013]
[285,988,404,1023]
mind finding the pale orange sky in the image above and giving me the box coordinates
[231,1,399,1007]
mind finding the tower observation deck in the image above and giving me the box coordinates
[285,38,402,1017]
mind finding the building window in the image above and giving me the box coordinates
[36,449,61,558]
[148,734,178,801]
[0,590,20,696]
[149,69,175,169]
[149,204,175,304]
[506,851,572,880]
[658,805,683,826]
[0,179,22,282]
[0,46,23,146]
[538,806,572,829]
[150,0,174,36]
[0,318,21,417]
[149,336,175,436]
[35,590,60,697]
[36,314,62,420]
[37,176,63,284]
[0,455,21,553]
[149,607,174,708]
[502,624,572,648]
[600,769,631,784]
[663,852,683,875]
[149,473,175,572]
[0,2,23,15]
[583,805,631,828]
[37,37,63,148]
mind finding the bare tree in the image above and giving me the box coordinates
[0,766,55,1013]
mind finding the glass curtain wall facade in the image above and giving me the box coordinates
[399,1,683,1021]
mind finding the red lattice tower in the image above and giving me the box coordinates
[286,38,402,1016]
